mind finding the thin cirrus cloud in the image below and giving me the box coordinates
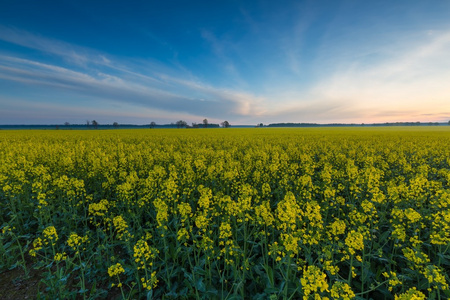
[0,26,266,124]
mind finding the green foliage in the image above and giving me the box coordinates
[0,127,450,299]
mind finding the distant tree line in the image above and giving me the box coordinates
[68,119,227,130]
[267,122,446,128]
[149,119,230,129]
[2,120,448,130]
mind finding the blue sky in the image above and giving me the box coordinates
[1,0,450,125]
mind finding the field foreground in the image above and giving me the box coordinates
[1,127,450,299]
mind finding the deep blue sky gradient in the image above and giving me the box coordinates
[1,0,450,124]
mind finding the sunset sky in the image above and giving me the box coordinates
[1,0,450,125]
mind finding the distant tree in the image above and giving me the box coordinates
[221,121,230,128]
[64,122,70,126]
[258,123,263,127]
[92,120,98,129]
[176,120,187,128]
[203,119,208,128]
[150,121,156,128]
[86,120,90,128]
[448,120,450,125]
[192,122,199,128]
[113,122,119,128]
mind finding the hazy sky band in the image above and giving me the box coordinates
[1,0,450,125]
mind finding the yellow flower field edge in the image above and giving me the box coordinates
[0,127,449,299]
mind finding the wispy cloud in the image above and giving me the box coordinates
[0,26,266,122]
[261,29,450,123]
[279,2,316,75]
[0,25,100,67]
[200,29,249,88]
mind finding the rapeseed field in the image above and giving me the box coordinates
[1,127,449,299]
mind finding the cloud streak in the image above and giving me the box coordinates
[0,27,266,122]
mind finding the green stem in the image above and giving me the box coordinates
[77,251,86,300]
[163,236,171,289]
[287,285,301,300]
[284,255,291,300]
[186,247,200,299]
[13,233,29,277]
[348,254,353,285]
[361,248,365,295]
[117,275,126,300]
[241,221,248,299]
[354,279,390,296]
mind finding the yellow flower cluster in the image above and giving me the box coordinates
[67,232,89,251]
[42,226,58,246]
[177,227,190,243]
[88,199,109,217]
[178,202,192,222]
[404,208,422,223]
[382,271,402,291]
[1,225,13,235]
[133,239,158,270]
[394,287,426,300]
[113,215,131,240]
[29,226,58,256]
[280,233,300,257]
[422,265,448,291]
[402,247,430,266]
[344,231,364,255]
[430,210,450,245]
[401,247,448,291]
[329,219,346,237]
[37,191,48,209]
[29,237,43,257]
[300,265,329,300]
[276,192,301,231]
[153,198,169,229]
[330,281,355,300]
[54,252,67,261]
[254,201,274,226]
[141,271,158,290]
[323,260,339,276]
[219,222,232,240]
[108,263,125,277]
[194,211,208,229]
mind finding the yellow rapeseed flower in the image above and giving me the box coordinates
[345,230,364,255]
[330,281,355,299]
[394,287,426,300]
[300,265,329,299]
[108,263,125,277]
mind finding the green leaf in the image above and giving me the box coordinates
[193,266,206,276]
[146,289,153,300]
[261,264,274,287]
[417,278,429,290]
[195,278,206,293]
[224,296,239,300]
[437,253,450,265]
